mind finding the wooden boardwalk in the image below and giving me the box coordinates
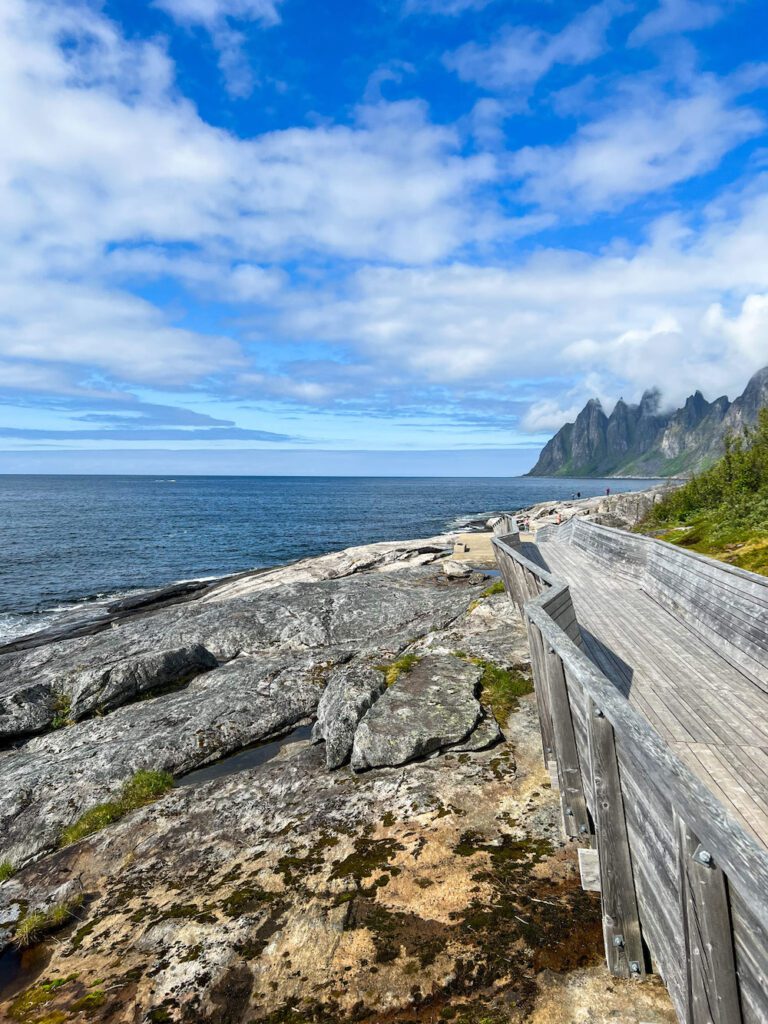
[492,517,768,1024]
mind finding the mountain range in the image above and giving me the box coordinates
[527,365,768,478]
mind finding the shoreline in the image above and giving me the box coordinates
[0,482,666,653]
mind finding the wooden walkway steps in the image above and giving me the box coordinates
[492,516,768,1024]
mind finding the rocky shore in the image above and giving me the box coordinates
[0,527,675,1023]
[498,485,670,535]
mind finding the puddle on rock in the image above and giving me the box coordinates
[176,722,314,788]
[0,942,51,1001]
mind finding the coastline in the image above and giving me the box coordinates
[0,480,665,651]
[0,498,677,1024]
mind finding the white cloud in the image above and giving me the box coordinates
[444,1,621,95]
[512,76,764,212]
[0,277,242,385]
[153,0,285,96]
[630,0,729,44]
[404,0,494,14]
[273,182,768,418]
[154,0,283,27]
[0,0,497,392]
[522,399,584,432]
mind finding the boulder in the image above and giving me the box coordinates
[312,664,386,769]
[66,643,218,717]
[351,655,483,771]
[442,560,472,579]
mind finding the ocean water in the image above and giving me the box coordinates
[0,475,659,642]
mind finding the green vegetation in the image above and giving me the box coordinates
[479,579,505,598]
[60,769,174,847]
[0,859,15,882]
[50,690,73,730]
[453,653,533,724]
[376,653,421,687]
[466,578,505,613]
[639,408,768,575]
[14,896,84,948]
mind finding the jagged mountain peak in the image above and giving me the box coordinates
[527,366,768,479]
[639,387,661,417]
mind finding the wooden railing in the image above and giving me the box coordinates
[492,526,768,1024]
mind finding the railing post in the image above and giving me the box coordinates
[542,645,591,839]
[587,696,646,979]
[526,618,557,781]
[676,816,743,1024]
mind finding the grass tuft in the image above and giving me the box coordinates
[0,859,15,883]
[14,894,84,948]
[60,769,174,847]
[376,653,421,687]
[452,653,533,725]
[479,579,505,598]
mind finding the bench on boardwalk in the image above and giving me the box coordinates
[492,516,768,1024]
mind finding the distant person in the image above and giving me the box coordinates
[577,491,581,498]
[606,487,611,496]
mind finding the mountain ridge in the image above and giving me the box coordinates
[527,365,768,478]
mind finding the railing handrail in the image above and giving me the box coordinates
[568,515,768,588]
[492,531,768,923]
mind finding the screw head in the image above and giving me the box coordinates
[696,850,713,866]
[629,961,642,975]
[594,708,605,718]
[612,935,625,948]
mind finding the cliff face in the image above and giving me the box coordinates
[527,365,768,478]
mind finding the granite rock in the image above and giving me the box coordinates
[312,663,387,769]
[351,654,483,770]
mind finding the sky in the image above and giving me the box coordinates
[1,0,767,475]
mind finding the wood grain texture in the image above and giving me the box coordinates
[676,816,743,1024]
[493,518,768,1023]
[586,695,646,978]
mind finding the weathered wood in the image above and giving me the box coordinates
[528,601,768,922]
[493,514,768,1022]
[676,817,743,1024]
[586,695,646,978]
[578,848,601,891]
[526,620,557,776]
[541,642,591,838]
[492,514,519,538]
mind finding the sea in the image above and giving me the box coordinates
[0,475,660,643]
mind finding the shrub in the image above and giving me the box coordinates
[641,408,768,574]
[60,769,174,847]
[50,690,73,730]
[0,859,15,883]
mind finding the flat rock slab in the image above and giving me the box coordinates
[351,654,483,771]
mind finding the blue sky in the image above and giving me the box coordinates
[1,0,767,474]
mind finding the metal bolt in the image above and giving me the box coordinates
[566,807,574,816]
[696,849,713,866]
[578,825,589,835]
[594,708,605,718]
[629,961,642,975]
[612,935,625,948]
